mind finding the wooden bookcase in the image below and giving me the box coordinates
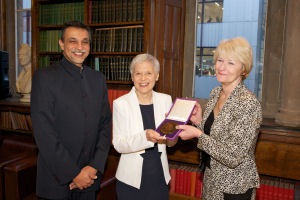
[0,99,32,135]
[0,99,37,199]
[31,0,186,99]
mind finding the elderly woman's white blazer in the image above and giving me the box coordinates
[112,87,172,189]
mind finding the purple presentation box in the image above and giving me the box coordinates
[156,98,197,140]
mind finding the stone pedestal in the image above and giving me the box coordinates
[19,93,30,103]
[275,0,300,127]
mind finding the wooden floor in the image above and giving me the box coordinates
[21,180,117,200]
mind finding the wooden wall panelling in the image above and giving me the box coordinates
[167,139,200,165]
[144,0,156,55]
[182,0,196,98]
[0,0,6,50]
[5,0,17,96]
[4,156,37,199]
[255,125,300,180]
[154,0,185,99]
[31,0,38,75]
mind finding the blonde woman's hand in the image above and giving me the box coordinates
[190,102,202,126]
[177,125,202,140]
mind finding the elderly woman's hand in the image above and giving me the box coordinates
[190,102,203,126]
[177,125,202,140]
[146,129,165,143]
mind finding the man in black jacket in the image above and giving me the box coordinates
[31,21,112,199]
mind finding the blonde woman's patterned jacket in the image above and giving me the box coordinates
[197,82,262,194]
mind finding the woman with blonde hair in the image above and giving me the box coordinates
[178,37,262,200]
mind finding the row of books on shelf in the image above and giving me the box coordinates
[91,27,144,52]
[38,55,132,82]
[39,2,84,25]
[256,178,295,200]
[91,56,132,81]
[0,112,32,131]
[39,30,62,52]
[38,27,144,53]
[38,56,61,69]
[169,163,203,198]
[169,163,296,200]
[88,0,144,24]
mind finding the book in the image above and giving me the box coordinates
[132,0,137,21]
[25,115,33,131]
[127,28,132,52]
[111,0,116,22]
[132,28,137,52]
[95,57,100,71]
[190,168,197,197]
[195,170,203,198]
[9,112,18,130]
[127,0,132,22]
[185,167,191,196]
[175,166,182,194]
[122,28,128,52]
[137,0,142,21]
[156,98,197,140]
[169,166,176,193]
[122,0,128,22]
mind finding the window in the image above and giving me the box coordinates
[16,0,31,75]
[194,0,268,99]
[197,0,223,23]
[195,47,215,77]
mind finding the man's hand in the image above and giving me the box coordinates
[69,166,98,190]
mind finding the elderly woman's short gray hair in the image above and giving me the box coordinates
[129,53,160,74]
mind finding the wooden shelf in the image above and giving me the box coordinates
[106,81,133,85]
[38,25,64,29]
[0,99,30,113]
[38,22,143,29]
[170,193,200,200]
[0,128,32,135]
[38,52,62,55]
[88,21,144,27]
[91,52,142,55]
[38,0,82,3]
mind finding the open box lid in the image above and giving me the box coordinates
[156,98,197,140]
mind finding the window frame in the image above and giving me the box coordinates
[15,0,32,76]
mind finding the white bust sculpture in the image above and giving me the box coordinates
[16,44,32,102]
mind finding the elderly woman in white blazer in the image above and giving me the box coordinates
[113,54,176,200]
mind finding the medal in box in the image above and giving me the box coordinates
[156,98,197,140]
